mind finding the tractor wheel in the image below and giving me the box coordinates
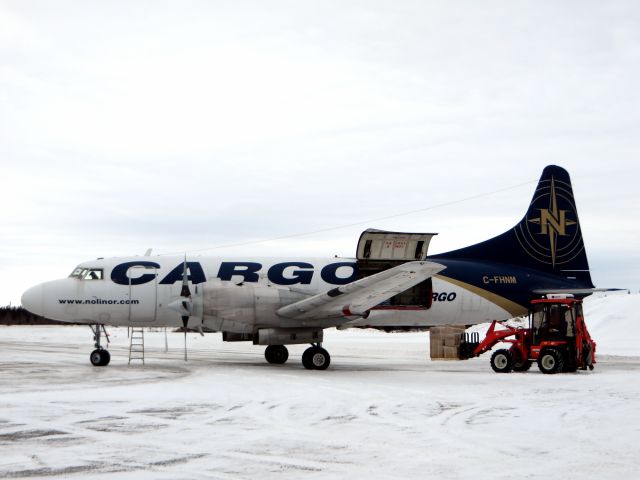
[490,349,513,373]
[563,357,578,373]
[513,360,533,372]
[510,347,532,372]
[538,348,564,374]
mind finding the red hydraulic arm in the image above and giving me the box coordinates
[470,320,520,358]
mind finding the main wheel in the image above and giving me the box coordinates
[302,346,330,370]
[265,345,289,364]
[490,349,513,373]
[301,348,313,369]
[90,349,110,367]
[538,348,564,374]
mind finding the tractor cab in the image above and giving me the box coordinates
[530,297,580,343]
[525,296,595,373]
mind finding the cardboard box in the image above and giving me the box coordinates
[430,343,444,358]
[444,335,458,347]
[443,346,459,359]
[430,326,465,360]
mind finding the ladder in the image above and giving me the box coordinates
[128,327,145,365]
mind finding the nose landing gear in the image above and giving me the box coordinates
[89,324,111,366]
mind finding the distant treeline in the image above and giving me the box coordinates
[0,306,64,325]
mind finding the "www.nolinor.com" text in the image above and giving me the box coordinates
[58,299,140,305]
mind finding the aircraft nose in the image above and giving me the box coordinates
[21,284,45,317]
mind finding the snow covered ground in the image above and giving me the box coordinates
[1,294,639,479]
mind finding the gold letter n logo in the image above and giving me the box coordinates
[538,209,568,236]
[527,177,577,266]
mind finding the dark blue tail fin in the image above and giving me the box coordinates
[433,165,593,287]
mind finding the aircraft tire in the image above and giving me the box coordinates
[302,346,330,370]
[265,345,289,364]
[90,349,110,367]
[100,349,111,366]
[490,349,513,373]
[538,348,564,374]
[302,348,313,369]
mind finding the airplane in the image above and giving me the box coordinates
[21,165,597,370]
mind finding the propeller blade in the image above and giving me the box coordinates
[180,256,191,361]
[182,316,188,361]
[180,256,192,298]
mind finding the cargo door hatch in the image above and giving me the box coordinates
[356,229,438,309]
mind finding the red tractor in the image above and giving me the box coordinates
[459,296,596,374]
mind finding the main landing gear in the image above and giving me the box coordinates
[264,345,289,364]
[263,343,331,370]
[302,344,330,370]
[89,324,111,367]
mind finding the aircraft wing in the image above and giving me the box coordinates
[276,261,445,321]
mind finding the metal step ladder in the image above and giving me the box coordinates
[128,327,145,365]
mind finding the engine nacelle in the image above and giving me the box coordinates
[200,280,305,333]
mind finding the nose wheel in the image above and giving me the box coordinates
[90,348,111,366]
[89,324,111,367]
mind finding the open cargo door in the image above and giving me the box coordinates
[356,229,438,309]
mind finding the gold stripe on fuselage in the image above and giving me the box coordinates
[434,274,527,317]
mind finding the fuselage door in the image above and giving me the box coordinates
[356,229,438,309]
[128,265,158,323]
[357,229,437,261]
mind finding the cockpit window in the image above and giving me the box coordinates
[69,267,84,278]
[69,267,104,280]
[83,269,103,280]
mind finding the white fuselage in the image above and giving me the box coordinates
[22,255,515,331]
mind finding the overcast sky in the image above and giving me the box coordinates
[2,1,639,305]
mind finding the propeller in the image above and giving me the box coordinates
[168,256,192,361]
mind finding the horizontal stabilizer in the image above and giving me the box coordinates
[533,288,625,295]
[277,261,445,321]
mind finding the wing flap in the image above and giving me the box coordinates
[277,261,445,321]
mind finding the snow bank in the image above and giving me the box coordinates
[584,292,640,356]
